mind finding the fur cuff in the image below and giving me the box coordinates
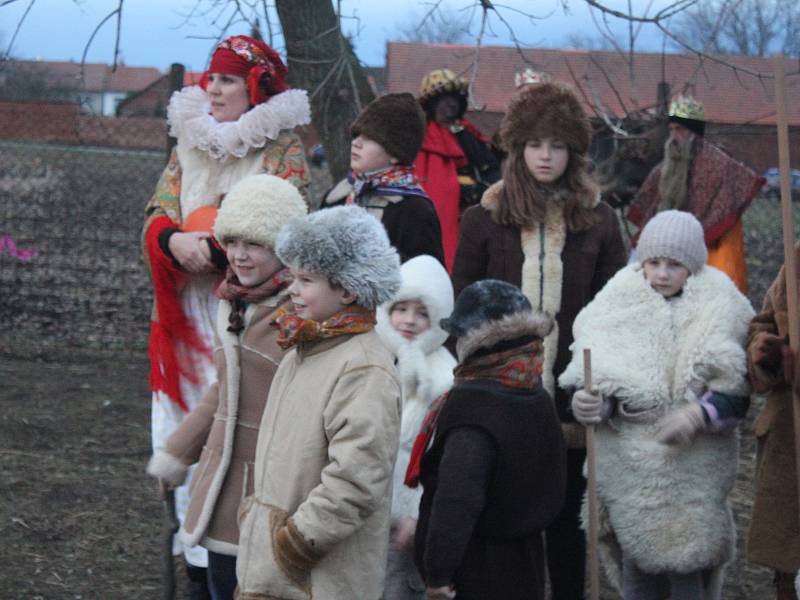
[456,310,553,363]
[146,450,189,487]
[272,514,323,588]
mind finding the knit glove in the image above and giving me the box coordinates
[654,403,706,446]
[750,332,786,369]
[571,389,604,425]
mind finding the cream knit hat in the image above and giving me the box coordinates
[637,210,707,274]
[213,174,307,248]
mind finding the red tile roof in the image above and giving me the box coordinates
[386,42,800,126]
[9,60,162,93]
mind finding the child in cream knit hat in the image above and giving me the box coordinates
[560,209,754,599]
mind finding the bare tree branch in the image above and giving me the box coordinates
[3,0,34,59]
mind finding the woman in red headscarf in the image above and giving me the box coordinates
[141,35,310,599]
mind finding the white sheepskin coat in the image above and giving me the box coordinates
[376,255,456,523]
[559,264,753,596]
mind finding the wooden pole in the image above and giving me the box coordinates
[583,348,600,600]
[774,54,800,525]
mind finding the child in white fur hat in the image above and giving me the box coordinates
[560,210,754,599]
[235,205,403,600]
[375,254,457,600]
[146,174,306,599]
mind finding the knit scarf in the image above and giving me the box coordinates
[345,165,429,205]
[272,304,376,350]
[404,340,543,487]
[215,266,291,333]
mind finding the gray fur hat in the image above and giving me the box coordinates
[213,174,307,248]
[442,279,553,362]
[275,205,401,310]
[637,210,707,274]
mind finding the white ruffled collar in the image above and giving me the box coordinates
[167,85,311,160]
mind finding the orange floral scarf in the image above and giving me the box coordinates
[272,304,376,350]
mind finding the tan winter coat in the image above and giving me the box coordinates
[747,242,800,572]
[236,330,402,600]
[147,294,287,554]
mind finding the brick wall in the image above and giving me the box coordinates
[0,100,167,151]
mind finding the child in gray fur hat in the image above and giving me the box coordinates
[321,92,445,266]
[235,204,403,600]
[561,210,754,599]
[409,279,565,600]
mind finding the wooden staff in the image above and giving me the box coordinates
[774,54,800,522]
[584,348,600,600]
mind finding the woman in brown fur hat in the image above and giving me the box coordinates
[451,81,627,600]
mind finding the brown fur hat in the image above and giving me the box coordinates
[351,93,426,165]
[500,82,591,156]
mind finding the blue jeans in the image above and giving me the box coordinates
[207,551,237,600]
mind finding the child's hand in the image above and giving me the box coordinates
[654,403,706,446]
[571,389,604,424]
[426,585,456,599]
[393,517,417,551]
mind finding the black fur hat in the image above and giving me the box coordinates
[351,93,426,165]
[441,279,553,361]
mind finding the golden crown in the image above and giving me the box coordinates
[419,68,469,102]
[669,94,705,121]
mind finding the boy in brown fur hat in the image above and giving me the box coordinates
[322,93,445,265]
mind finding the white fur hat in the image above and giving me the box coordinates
[376,254,454,355]
[275,205,401,310]
[213,174,307,248]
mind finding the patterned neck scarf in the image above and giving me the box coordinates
[272,304,376,350]
[216,266,291,333]
[404,340,543,487]
[346,165,429,205]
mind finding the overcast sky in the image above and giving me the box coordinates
[2,0,677,72]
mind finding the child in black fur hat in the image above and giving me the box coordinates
[407,279,566,600]
[321,92,445,266]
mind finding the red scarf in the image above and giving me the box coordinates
[145,216,214,412]
[415,119,487,272]
[404,340,543,487]
[271,305,376,350]
[215,266,291,333]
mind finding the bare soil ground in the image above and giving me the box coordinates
[1,196,796,599]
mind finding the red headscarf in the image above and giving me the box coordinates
[199,35,289,105]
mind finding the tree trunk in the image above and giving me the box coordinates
[275,0,375,182]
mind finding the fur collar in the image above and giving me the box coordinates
[559,264,753,410]
[167,85,311,160]
[480,180,601,214]
[455,310,553,363]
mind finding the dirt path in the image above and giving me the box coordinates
[0,354,173,599]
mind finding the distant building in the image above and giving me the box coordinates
[0,59,162,116]
[384,42,800,172]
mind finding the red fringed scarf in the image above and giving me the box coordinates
[145,216,214,412]
[404,339,544,487]
[414,118,487,272]
[271,304,376,350]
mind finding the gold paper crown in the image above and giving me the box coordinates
[669,94,705,121]
[514,68,552,88]
[419,68,469,103]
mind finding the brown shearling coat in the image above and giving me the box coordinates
[746,244,800,572]
[451,182,626,444]
[151,294,287,555]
